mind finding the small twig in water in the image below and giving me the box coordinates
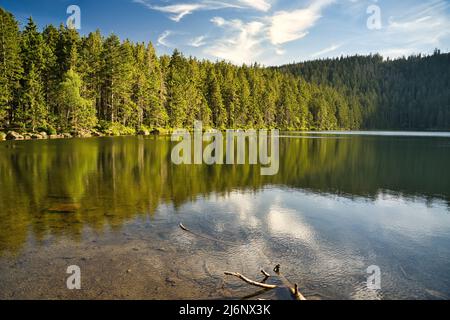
[261,269,271,278]
[224,272,278,290]
[273,264,281,274]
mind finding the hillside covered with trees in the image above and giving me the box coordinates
[0,8,449,137]
[277,53,450,130]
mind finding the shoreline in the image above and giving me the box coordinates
[2,129,450,142]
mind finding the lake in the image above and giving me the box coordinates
[0,132,449,300]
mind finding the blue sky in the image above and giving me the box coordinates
[1,0,449,65]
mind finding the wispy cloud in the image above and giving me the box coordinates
[157,30,173,47]
[377,0,450,58]
[189,35,207,47]
[238,0,271,12]
[134,0,271,22]
[268,0,335,45]
[205,17,265,64]
[311,43,342,58]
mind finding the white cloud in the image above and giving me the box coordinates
[205,17,265,64]
[153,3,205,22]
[377,0,450,58]
[157,30,173,47]
[386,2,450,47]
[205,0,336,64]
[189,35,207,47]
[311,43,342,58]
[237,0,271,12]
[275,48,286,55]
[211,16,226,26]
[268,0,335,45]
[134,0,271,22]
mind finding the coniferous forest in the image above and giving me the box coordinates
[0,7,449,138]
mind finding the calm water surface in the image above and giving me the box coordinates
[0,132,449,300]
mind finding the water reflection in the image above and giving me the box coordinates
[0,135,449,255]
[0,134,449,299]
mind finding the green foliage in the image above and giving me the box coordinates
[0,8,22,127]
[0,7,449,134]
[277,53,450,130]
[56,69,97,133]
[101,122,136,136]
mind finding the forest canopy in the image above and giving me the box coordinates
[0,7,449,136]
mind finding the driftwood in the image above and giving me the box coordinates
[224,272,277,289]
[291,283,307,301]
[225,269,307,300]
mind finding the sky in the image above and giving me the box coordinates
[1,0,449,66]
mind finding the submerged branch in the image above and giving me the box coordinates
[291,283,307,301]
[261,269,271,278]
[224,272,278,290]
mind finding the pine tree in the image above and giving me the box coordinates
[19,17,48,130]
[19,63,47,131]
[207,69,227,128]
[79,30,103,112]
[166,49,189,127]
[0,8,22,127]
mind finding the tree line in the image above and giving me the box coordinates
[277,52,450,130]
[1,8,449,136]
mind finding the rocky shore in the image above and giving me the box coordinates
[0,128,170,141]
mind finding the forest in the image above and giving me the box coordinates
[1,7,449,138]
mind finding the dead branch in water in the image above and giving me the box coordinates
[179,223,307,300]
[179,222,234,245]
[261,269,270,283]
[179,223,189,232]
[224,272,278,289]
[291,283,307,301]
[261,269,270,279]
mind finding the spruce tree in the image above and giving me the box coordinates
[0,8,22,127]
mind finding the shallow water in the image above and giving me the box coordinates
[0,133,449,300]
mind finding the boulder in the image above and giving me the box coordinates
[6,131,24,140]
[31,133,44,140]
[92,131,104,137]
[0,132,6,141]
[62,133,72,139]
[39,131,48,139]
[138,129,150,136]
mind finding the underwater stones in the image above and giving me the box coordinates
[47,203,81,213]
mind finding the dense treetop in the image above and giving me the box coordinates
[0,7,449,135]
